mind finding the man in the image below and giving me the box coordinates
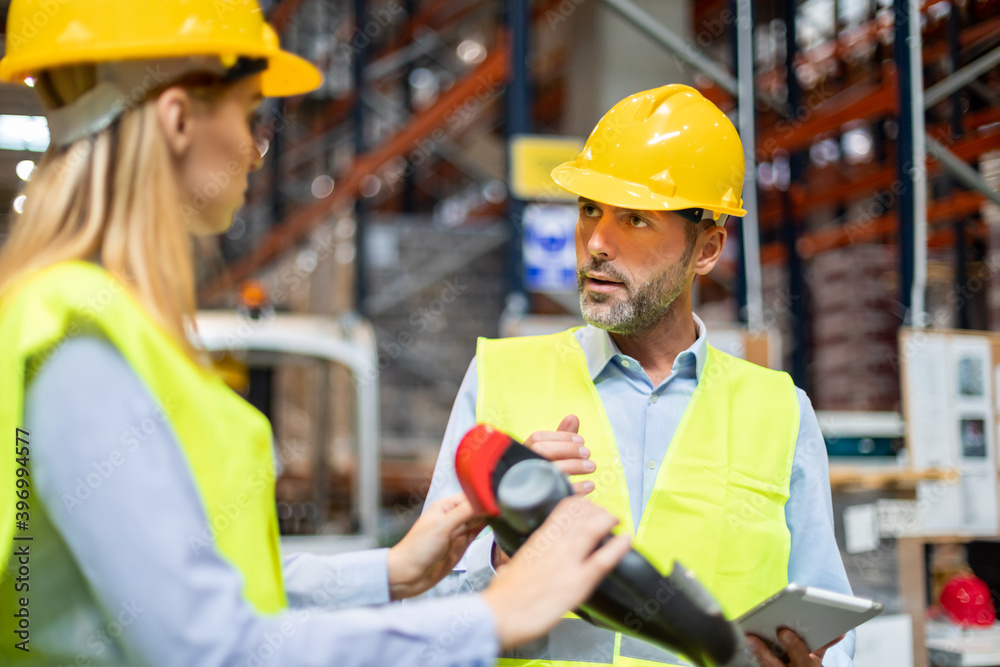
[422,84,855,667]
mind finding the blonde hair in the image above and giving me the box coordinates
[0,66,225,364]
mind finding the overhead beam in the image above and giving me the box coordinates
[736,0,763,330]
[760,189,988,263]
[926,135,1000,208]
[757,114,1000,226]
[202,43,509,299]
[754,14,1000,93]
[924,44,1000,108]
[757,76,896,159]
[599,0,787,115]
[600,0,737,96]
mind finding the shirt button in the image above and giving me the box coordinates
[648,460,656,470]
[621,359,630,368]
[650,394,658,403]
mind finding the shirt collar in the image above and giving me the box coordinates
[578,313,709,382]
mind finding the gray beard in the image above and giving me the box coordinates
[577,260,688,336]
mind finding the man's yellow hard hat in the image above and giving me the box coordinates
[551,84,747,223]
[0,0,322,98]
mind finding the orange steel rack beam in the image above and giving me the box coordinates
[203,41,509,299]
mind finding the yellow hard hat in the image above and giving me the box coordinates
[0,0,322,98]
[551,84,747,223]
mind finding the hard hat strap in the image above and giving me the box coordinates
[44,56,267,149]
[674,208,704,224]
[675,208,728,227]
[221,57,269,84]
[45,80,130,150]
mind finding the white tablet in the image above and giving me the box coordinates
[736,585,883,655]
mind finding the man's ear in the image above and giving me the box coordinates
[155,87,196,159]
[693,224,727,276]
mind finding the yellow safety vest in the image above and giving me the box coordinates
[476,329,800,667]
[0,261,286,651]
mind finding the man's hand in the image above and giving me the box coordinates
[387,494,487,600]
[747,630,844,667]
[523,414,596,496]
[492,414,597,570]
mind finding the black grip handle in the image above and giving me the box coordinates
[486,447,751,667]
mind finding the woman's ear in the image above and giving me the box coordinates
[155,87,196,159]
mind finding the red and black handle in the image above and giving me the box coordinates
[455,424,751,667]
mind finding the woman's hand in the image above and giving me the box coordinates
[481,496,632,650]
[386,494,486,600]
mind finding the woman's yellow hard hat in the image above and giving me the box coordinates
[0,0,322,97]
[551,84,747,223]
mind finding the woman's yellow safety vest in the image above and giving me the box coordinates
[476,329,800,667]
[0,261,287,631]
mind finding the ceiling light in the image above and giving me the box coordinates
[15,160,35,181]
[311,175,335,199]
[457,39,486,64]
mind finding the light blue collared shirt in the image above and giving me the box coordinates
[422,315,855,667]
[6,335,497,667]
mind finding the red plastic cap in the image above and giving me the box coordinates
[940,575,997,627]
[455,424,513,516]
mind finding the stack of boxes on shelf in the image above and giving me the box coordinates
[807,244,901,411]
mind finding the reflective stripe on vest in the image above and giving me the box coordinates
[0,262,287,623]
[494,620,689,666]
[478,329,799,666]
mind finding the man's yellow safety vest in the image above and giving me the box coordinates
[476,329,800,667]
[0,261,286,656]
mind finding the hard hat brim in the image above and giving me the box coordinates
[551,162,747,218]
[261,48,323,97]
[0,46,322,98]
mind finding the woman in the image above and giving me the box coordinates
[0,1,631,664]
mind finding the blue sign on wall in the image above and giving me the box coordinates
[523,203,578,292]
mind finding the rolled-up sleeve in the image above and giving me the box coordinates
[26,336,499,667]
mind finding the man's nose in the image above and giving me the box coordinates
[586,212,618,259]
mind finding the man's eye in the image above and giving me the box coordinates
[629,216,648,228]
[581,205,599,217]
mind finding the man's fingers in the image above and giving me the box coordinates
[778,629,811,665]
[554,459,597,476]
[556,414,580,434]
[524,431,585,448]
[572,480,595,495]
[533,440,590,461]
[747,636,785,667]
